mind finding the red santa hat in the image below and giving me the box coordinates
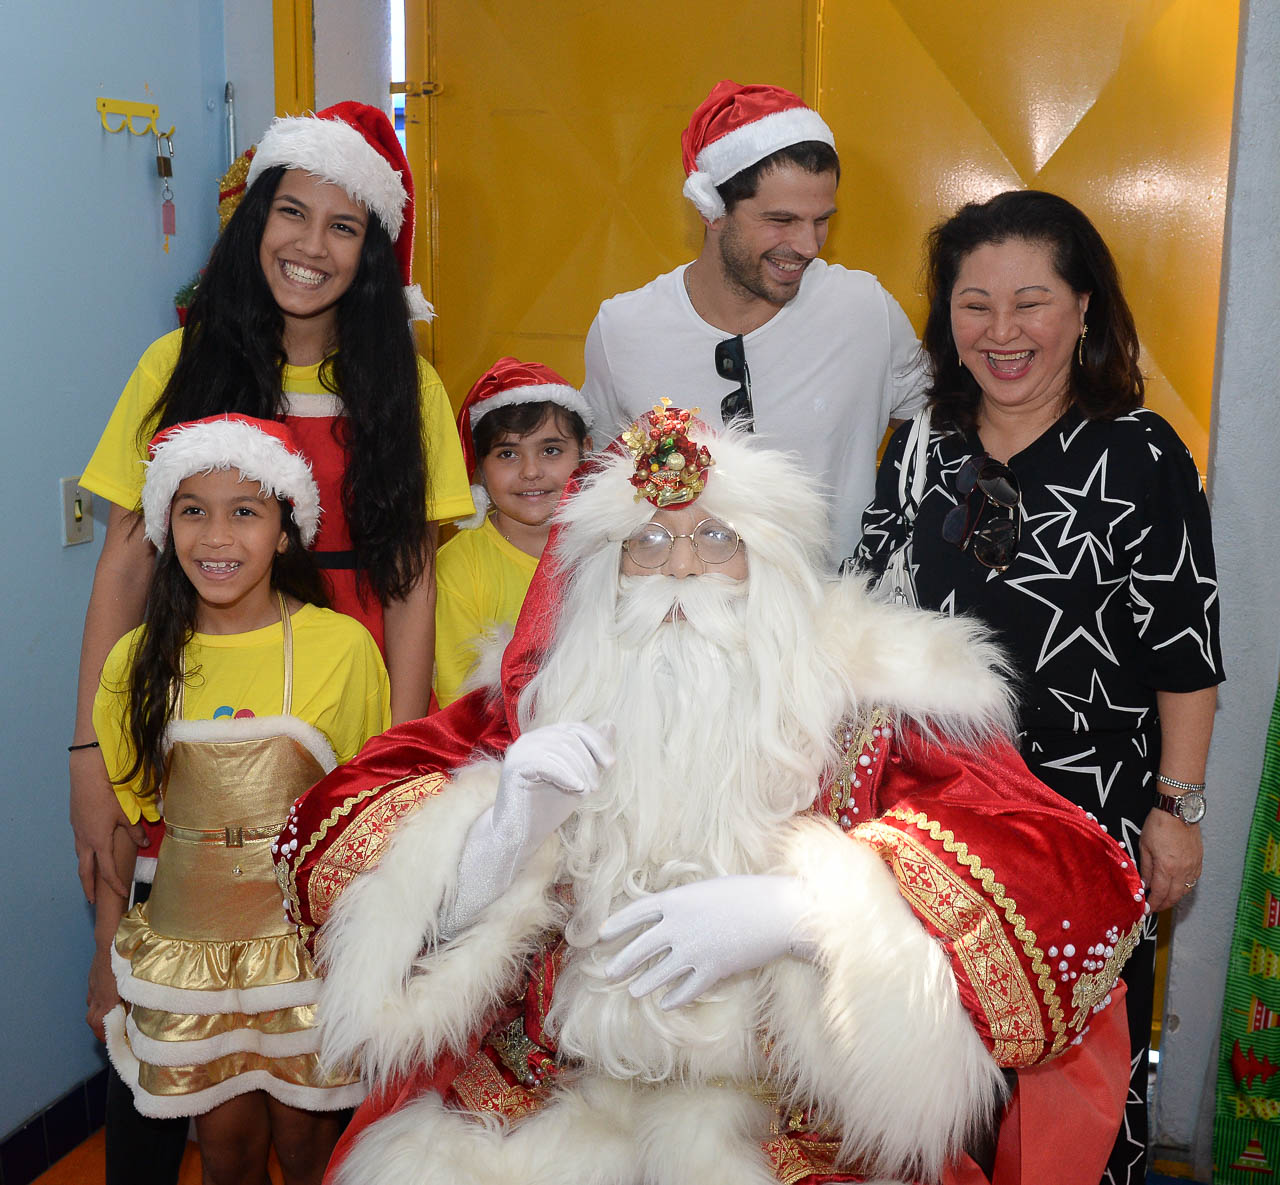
[455,357,592,530]
[245,101,434,321]
[681,81,836,220]
[142,414,321,549]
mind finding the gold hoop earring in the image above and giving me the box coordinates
[1076,324,1088,367]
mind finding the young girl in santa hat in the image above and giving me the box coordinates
[87,414,388,1184]
[73,101,472,894]
[433,358,592,707]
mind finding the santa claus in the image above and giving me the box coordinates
[277,403,1145,1185]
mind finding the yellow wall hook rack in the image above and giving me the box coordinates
[96,97,174,138]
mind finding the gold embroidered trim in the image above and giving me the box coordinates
[857,808,1065,1062]
[1071,918,1143,1029]
[489,1016,545,1088]
[821,708,888,826]
[281,772,448,949]
[450,1047,544,1121]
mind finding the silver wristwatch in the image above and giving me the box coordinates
[1155,789,1207,824]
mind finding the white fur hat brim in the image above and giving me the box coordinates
[247,114,407,239]
[470,384,593,433]
[142,418,322,549]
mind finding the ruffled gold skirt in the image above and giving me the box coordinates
[106,732,365,1117]
[108,903,362,1118]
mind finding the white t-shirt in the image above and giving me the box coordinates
[581,259,928,566]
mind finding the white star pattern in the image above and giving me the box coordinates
[1130,524,1219,669]
[1004,543,1128,672]
[1041,453,1136,565]
[1049,669,1153,733]
[1038,745,1124,811]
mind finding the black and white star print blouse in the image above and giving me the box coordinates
[856,405,1225,736]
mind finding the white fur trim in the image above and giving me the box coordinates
[335,1075,781,1185]
[457,626,512,698]
[248,114,407,238]
[817,578,1016,745]
[316,761,562,1086]
[405,284,437,322]
[112,942,321,1015]
[142,417,321,548]
[694,106,835,185]
[763,816,1005,1181]
[164,714,338,774]
[105,1005,364,1118]
[683,170,726,220]
[454,485,489,530]
[281,391,346,419]
[124,1008,319,1066]
[133,855,157,885]
[334,1077,642,1185]
[471,383,593,432]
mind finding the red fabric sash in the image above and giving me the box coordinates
[989,980,1130,1185]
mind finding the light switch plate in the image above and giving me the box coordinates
[61,477,93,546]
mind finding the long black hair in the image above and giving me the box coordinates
[921,189,1144,432]
[120,498,328,800]
[146,164,432,603]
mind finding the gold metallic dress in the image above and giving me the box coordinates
[105,605,363,1118]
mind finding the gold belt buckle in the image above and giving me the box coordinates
[225,826,244,847]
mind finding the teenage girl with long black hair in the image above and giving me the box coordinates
[71,103,472,905]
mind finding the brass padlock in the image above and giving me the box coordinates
[156,135,173,178]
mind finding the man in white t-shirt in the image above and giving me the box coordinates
[582,80,927,565]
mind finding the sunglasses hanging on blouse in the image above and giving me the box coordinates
[941,454,1021,572]
[715,334,754,432]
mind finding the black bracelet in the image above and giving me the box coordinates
[67,740,101,752]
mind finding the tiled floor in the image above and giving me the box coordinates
[31,1131,284,1185]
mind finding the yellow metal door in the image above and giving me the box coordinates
[404,0,806,404]
[816,0,1239,472]
[403,2,1238,472]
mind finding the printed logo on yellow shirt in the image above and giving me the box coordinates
[212,706,257,720]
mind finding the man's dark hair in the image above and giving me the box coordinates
[715,142,840,214]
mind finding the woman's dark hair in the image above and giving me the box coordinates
[716,142,841,214]
[473,401,589,460]
[120,499,328,800]
[146,164,431,603]
[921,189,1144,431]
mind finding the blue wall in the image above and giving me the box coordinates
[0,1,226,1136]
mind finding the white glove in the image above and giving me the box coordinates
[599,875,813,1010]
[440,722,614,938]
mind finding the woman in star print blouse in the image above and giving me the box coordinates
[857,190,1223,1185]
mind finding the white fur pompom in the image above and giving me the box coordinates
[455,485,489,531]
[682,170,725,220]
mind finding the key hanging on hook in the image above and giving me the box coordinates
[157,134,176,252]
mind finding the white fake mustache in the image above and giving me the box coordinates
[614,574,749,649]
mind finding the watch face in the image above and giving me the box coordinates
[1179,790,1207,824]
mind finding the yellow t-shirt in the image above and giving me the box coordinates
[433,517,540,708]
[94,603,391,822]
[80,329,474,523]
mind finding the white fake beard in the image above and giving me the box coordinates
[525,573,829,1078]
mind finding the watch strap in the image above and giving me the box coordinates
[1155,790,1206,824]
